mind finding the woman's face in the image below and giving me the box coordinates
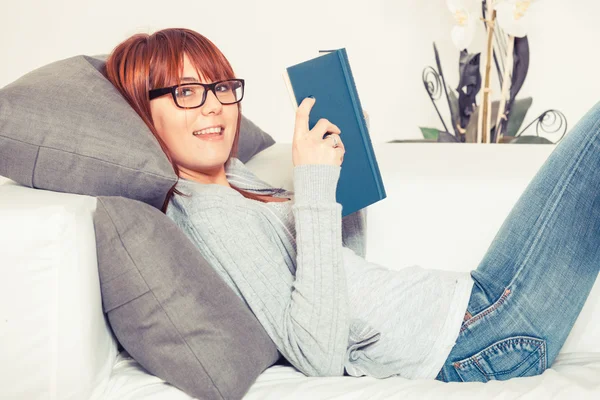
[149,54,238,182]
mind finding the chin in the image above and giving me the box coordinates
[199,155,230,169]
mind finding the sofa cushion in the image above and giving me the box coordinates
[93,196,279,400]
[0,55,275,209]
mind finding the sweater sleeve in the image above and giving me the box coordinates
[342,208,368,259]
[179,164,349,377]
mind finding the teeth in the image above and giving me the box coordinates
[193,127,223,135]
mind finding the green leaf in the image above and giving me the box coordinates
[506,97,533,137]
[419,127,440,141]
[508,135,553,144]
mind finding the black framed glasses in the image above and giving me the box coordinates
[148,79,245,109]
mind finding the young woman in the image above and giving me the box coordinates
[105,28,600,383]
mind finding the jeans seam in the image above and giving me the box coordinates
[453,337,546,379]
[472,357,489,380]
[516,340,547,378]
[487,338,545,377]
[540,339,547,371]
[460,288,511,333]
[518,357,542,377]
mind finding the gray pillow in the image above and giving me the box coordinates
[0,55,275,209]
[94,196,280,400]
[238,116,275,163]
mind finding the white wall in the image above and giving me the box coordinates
[1,0,598,144]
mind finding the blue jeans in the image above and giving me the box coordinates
[436,102,600,382]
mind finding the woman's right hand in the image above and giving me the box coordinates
[292,97,345,167]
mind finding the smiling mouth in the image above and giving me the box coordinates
[193,126,224,136]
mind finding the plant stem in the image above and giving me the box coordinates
[479,5,496,144]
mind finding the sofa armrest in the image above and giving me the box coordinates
[0,184,118,400]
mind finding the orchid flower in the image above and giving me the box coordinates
[447,0,486,52]
[494,0,540,37]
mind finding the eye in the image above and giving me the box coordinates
[215,83,232,93]
[178,87,195,97]
[176,85,204,99]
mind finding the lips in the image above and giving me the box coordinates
[193,125,224,136]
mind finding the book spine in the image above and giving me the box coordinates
[337,50,385,198]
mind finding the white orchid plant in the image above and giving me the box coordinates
[448,0,539,51]
[418,0,562,145]
[447,0,481,52]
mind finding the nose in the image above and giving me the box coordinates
[201,89,222,115]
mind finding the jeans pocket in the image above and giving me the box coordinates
[453,336,547,382]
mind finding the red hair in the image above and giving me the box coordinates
[104,28,269,211]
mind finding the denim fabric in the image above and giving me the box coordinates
[436,102,600,382]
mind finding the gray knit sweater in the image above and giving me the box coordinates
[166,157,473,380]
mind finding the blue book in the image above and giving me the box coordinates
[284,48,387,217]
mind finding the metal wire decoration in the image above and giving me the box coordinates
[422,66,450,134]
[515,109,568,144]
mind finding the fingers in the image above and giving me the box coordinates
[294,97,315,134]
[295,97,341,138]
[331,134,345,165]
[324,132,345,151]
[291,98,345,167]
[314,118,341,139]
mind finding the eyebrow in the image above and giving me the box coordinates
[180,77,199,83]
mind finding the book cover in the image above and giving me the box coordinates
[284,48,387,217]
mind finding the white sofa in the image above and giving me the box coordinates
[1,143,599,400]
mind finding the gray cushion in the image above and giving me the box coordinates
[94,196,280,400]
[0,55,275,209]
[238,116,275,163]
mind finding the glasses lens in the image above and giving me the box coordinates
[175,84,205,108]
[215,80,244,104]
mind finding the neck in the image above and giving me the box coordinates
[179,165,231,187]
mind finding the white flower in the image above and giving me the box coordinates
[494,0,540,37]
[447,0,484,51]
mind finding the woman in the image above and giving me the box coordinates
[105,28,600,383]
